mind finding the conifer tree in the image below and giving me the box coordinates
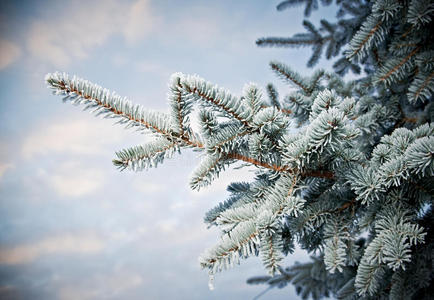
[46,0,433,299]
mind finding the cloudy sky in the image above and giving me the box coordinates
[0,1,336,299]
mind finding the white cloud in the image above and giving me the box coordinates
[22,118,125,159]
[26,0,157,68]
[58,287,99,300]
[132,179,163,195]
[169,199,195,211]
[123,0,155,44]
[109,225,147,243]
[161,4,246,51]
[111,54,129,67]
[157,218,179,233]
[0,142,13,180]
[46,161,106,197]
[135,59,168,74]
[155,219,210,246]
[104,271,143,295]
[0,163,14,179]
[0,233,104,265]
[58,269,144,300]
[0,39,21,70]
[174,16,221,46]
[111,55,170,78]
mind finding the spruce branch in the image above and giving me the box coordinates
[324,233,347,274]
[373,46,421,86]
[258,211,284,275]
[354,258,385,296]
[199,220,260,274]
[226,152,335,179]
[169,73,193,138]
[263,174,302,217]
[266,83,280,109]
[46,1,434,297]
[405,136,434,176]
[205,124,248,155]
[190,154,229,190]
[198,109,218,138]
[276,0,323,17]
[309,89,341,121]
[113,138,179,171]
[252,107,288,136]
[216,203,258,230]
[45,72,173,137]
[256,36,329,47]
[175,74,251,127]
[225,152,288,173]
[346,16,384,62]
[204,191,253,227]
[283,93,312,122]
[243,83,264,118]
[407,70,434,103]
[347,165,385,205]
[270,61,313,95]
[407,0,434,28]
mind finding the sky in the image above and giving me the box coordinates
[0,1,336,299]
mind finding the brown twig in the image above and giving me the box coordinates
[184,85,250,127]
[414,71,434,101]
[350,20,383,59]
[270,63,312,95]
[379,46,421,82]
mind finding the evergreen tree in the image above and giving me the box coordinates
[45,0,433,299]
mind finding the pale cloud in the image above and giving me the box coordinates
[0,233,104,265]
[58,269,144,300]
[157,218,179,233]
[112,54,129,67]
[43,161,106,197]
[169,199,196,210]
[22,118,125,159]
[0,39,21,70]
[104,269,144,295]
[135,59,168,74]
[175,17,221,46]
[0,142,13,180]
[132,179,163,194]
[168,11,222,49]
[109,225,147,243]
[111,54,170,77]
[58,287,99,300]
[156,219,210,246]
[0,163,14,179]
[123,0,155,44]
[164,4,246,50]
[26,0,157,68]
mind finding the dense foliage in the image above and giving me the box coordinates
[46,0,433,299]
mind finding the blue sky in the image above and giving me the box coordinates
[0,1,336,299]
